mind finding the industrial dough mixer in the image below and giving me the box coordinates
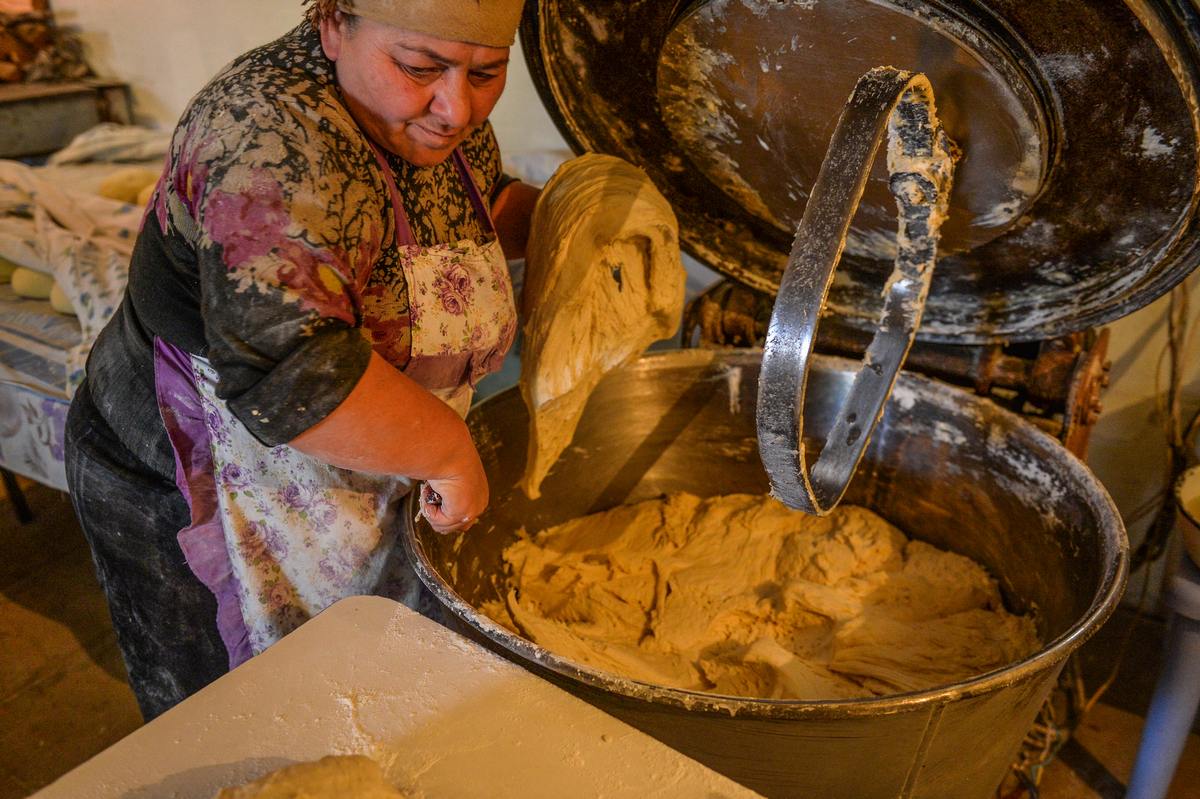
[403,1,1200,797]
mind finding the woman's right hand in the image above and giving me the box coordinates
[422,449,489,534]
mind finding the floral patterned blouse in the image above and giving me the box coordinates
[83,23,511,481]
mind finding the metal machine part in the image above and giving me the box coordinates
[520,0,1200,509]
[756,67,955,514]
[520,0,1200,343]
[403,349,1127,799]
[657,0,1044,258]
[683,278,1113,459]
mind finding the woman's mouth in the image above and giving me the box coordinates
[414,124,459,145]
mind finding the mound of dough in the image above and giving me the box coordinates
[518,154,686,498]
[0,255,17,283]
[97,166,160,205]
[482,493,1040,700]
[49,282,75,315]
[11,267,55,300]
[136,180,158,207]
[213,755,404,799]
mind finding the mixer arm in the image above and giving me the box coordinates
[757,67,956,516]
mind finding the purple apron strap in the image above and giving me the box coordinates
[365,138,497,244]
[154,337,254,668]
[365,139,418,247]
[451,148,497,236]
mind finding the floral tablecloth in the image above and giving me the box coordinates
[0,380,67,490]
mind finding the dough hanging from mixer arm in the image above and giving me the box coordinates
[518,154,686,499]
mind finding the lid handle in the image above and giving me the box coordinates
[757,67,956,516]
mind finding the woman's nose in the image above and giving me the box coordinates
[430,73,473,130]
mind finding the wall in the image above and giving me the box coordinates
[51,0,567,156]
[53,0,297,129]
[52,1,1200,605]
[1087,278,1200,605]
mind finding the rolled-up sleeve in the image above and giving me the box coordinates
[185,97,389,447]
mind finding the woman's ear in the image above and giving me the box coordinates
[320,10,345,61]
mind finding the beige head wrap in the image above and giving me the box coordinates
[337,0,524,47]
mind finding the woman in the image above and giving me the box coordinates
[66,0,541,720]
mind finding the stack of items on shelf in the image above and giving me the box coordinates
[0,1,91,84]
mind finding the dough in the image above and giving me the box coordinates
[136,179,158,207]
[519,154,686,498]
[0,255,17,283]
[482,493,1040,700]
[97,166,160,205]
[49,282,75,315]
[213,755,404,799]
[10,267,55,300]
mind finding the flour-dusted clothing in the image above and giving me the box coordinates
[66,22,520,720]
[84,23,511,482]
[156,146,515,662]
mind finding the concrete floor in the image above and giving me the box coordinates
[1039,702,1200,799]
[0,479,1197,799]
[0,481,141,798]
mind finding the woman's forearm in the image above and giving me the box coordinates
[288,351,488,530]
[289,351,473,477]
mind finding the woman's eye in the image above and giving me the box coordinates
[399,63,440,80]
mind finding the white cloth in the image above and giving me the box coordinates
[47,123,172,166]
[190,352,419,653]
[0,159,142,393]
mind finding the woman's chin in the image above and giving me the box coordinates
[391,133,463,167]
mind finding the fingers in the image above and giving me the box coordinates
[419,473,487,535]
[424,488,486,528]
[429,473,487,517]
[417,446,489,535]
[421,505,480,535]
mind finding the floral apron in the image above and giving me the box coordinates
[154,144,516,667]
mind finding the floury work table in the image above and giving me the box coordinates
[33,596,764,799]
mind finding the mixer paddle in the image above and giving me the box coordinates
[757,67,956,516]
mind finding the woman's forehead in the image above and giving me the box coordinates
[338,0,523,48]
[363,17,510,66]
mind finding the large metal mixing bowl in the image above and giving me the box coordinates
[403,349,1127,799]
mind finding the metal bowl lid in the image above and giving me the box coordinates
[521,0,1200,343]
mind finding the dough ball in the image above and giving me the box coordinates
[49,282,75,316]
[11,267,55,300]
[97,167,161,204]
[213,755,405,799]
[136,180,158,207]
[0,255,18,283]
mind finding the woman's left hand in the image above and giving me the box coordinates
[492,180,541,260]
[289,352,490,534]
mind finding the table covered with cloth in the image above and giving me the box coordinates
[0,152,158,490]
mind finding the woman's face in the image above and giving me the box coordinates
[321,13,509,167]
